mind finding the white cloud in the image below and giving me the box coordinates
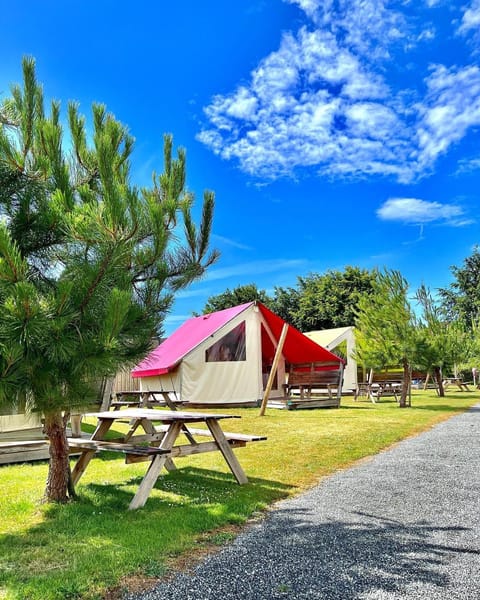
[164,314,193,325]
[212,234,253,250]
[198,1,479,184]
[458,0,480,35]
[197,23,412,180]
[417,28,436,42]
[176,287,213,299]
[456,157,480,174]
[204,259,306,282]
[377,197,470,226]
[416,65,480,169]
[284,0,321,19]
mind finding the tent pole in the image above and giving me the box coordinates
[259,322,288,416]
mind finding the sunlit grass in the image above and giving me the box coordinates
[0,390,478,599]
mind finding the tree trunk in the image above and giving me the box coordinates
[43,411,73,503]
[434,366,445,397]
[399,359,411,408]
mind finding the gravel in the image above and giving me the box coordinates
[124,404,480,600]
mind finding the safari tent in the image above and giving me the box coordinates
[132,301,344,406]
[304,326,357,393]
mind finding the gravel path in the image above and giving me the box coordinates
[124,405,480,600]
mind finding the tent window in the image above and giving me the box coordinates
[205,322,246,362]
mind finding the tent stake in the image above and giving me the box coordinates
[259,322,289,416]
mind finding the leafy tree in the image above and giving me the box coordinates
[201,267,376,329]
[294,266,376,331]
[354,269,418,408]
[0,57,219,503]
[439,247,480,328]
[414,285,475,396]
[269,285,301,326]
[202,283,271,314]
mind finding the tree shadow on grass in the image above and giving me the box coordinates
[0,468,293,599]
[152,505,480,599]
[81,465,294,510]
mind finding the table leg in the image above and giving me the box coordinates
[158,391,177,411]
[70,418,113,485]
[128,421,183,510]
[136,417,177,471]
[206,418,248,485]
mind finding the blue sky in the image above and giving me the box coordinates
[1,1,479,335]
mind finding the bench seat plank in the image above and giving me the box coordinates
[67,438,169,456]
[153,425,266,443]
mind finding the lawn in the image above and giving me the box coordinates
[0,390,478,600]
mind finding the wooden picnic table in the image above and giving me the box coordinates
[442,377,471,392]
[354,380,403,403]
[69,408,266,510]
[110,390,179,411]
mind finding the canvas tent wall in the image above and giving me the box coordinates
[0,411,44,442]
[132,302,343,406]
[304,326,357,393]
[0,377,113,464]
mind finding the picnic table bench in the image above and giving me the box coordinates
[153,424,266,446]
[355,373,405,403]
[283,363,343,409]
[442,377,471,392]
[109,390,180,411]
[69,408,266,509]
[67,438,170,459]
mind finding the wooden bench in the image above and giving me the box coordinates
[68,427,267,466]
[153,425,266,444]
[113,426,268,465]
[67,438,170,461]
[0,440,50,464]
[282,363,343,409]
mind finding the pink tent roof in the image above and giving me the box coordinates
[132,301,343,378]
[132,303,252,377]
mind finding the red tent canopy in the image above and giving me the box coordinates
[257,303,343,369]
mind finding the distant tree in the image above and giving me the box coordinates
[439,247,480,328]
[202,283,272,314]
[269,285,301,326]
[415,285,474,396]
[354,270,418,408]
[294,266,376,332]
[0,58,218,503]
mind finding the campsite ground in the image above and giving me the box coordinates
[0,390,478,600]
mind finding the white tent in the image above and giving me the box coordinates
[304,326,357,393]
[132,302,343,406]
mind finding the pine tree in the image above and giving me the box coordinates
[354,269,417,408]
[0,57,219,502]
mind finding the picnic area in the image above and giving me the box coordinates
[1,389,479,600]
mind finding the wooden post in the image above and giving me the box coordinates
[259,323,288,416]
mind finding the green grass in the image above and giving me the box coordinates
[0,390,478,599]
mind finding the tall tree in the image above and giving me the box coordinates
[415,285,474,396]
[0,57,219,503]
[294,266,376,331]
[439,247,480,328]
[269,285,301,326]
[201,283,271,314]
[354,269,417,408]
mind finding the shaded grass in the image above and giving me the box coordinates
[0,390,478,599]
